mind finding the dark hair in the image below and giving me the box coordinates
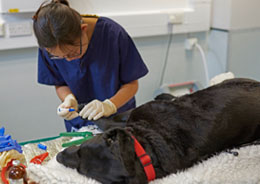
[33,0,82,49]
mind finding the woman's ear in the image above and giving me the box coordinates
[81,23,88,31]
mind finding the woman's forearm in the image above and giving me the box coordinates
[110,80,139,109]
[55,86,74,101]
[55,80,138,108]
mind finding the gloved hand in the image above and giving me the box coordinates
[79,99,117,120]
[57,94,79,120]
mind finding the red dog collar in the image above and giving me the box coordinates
[131,135,156,181]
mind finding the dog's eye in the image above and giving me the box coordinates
[106,138,114,145]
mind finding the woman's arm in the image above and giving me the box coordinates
[110,80,138,109]
[55,85,74,101]
[79,80,139,121]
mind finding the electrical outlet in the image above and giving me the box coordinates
[185,38,198,50]
[0,23,5,37]
[168,12,184,24]
[6,22,32,37]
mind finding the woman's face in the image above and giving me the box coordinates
[46,25,89,61]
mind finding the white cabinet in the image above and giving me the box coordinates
[0,0,44,13]
[211,0,260,30]
[69,0,212,37]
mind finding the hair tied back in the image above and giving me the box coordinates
[53,0,69,6]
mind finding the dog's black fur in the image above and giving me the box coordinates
[57,78,260,184]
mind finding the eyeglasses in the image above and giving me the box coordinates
[48,36,82,60]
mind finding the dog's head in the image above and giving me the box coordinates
[57,128,146,184]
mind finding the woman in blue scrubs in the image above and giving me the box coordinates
[33,0,148,131]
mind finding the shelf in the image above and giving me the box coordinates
[0,0,44,13]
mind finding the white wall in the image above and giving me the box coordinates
[210,0,260,81]
[135,32,210,106]
[208,28,260,81]
[162,32,208,87]
[207,30,228,79]
[227,28,260,80]
[69,0,211,38]
[0,48,65,141]
[211,0,260,30]
[69,0,189,15]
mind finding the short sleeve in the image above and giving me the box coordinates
[118,28,148,84]
[37,48,66,86]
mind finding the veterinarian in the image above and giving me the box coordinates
[32,0,148,132]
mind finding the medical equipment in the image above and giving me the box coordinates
[30,152,49,165]
[0,127,4,136]
[1,159,27,184]
[0,127,22,154]
[155,81,201,97]
[60,131,94,147]
[37,143,47,151]
[58,108,75,112]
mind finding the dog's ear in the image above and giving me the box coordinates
[103,128,132,146]
[103,128,137,175]
[103,128,119,145]
[154,93,175,101]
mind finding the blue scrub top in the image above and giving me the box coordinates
[37,17,148,131]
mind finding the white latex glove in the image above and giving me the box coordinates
[57,94,79,120]
[79,99,117,121]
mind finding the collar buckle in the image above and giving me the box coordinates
[131,135,156,181]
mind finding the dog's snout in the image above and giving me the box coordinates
[56,145,80,169]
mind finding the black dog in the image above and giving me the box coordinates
[57,78,260,184]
